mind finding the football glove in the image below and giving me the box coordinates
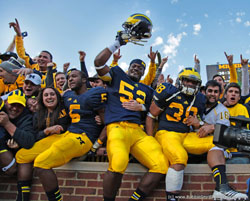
[116,31,129,46]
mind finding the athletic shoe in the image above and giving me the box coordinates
[213,183,248,200]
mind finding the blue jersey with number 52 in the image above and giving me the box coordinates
[105,66,153,125]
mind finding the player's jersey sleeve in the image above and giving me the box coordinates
[98,65,116,82]
[153,83,178,109]
[86,87,107,111]
[196,92,206,119]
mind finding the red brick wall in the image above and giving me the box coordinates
[0,162,249,201]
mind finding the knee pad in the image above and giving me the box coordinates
[2,158,16,172]
[165,168,184,192]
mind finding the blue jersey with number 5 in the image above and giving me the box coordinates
[63,87,107,143]
[105,66,153,125]
[154,83,205,133]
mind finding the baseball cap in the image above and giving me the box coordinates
[129,59,146,69]
[0,51,18,61]
[7,89,26,107]
[25,73,42,86]
[87,74,101,82]
[0,57,24,75]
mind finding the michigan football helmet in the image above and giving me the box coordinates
[177,67,201,96]
[121,13,153,45]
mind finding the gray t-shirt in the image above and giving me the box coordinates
[203,102,230,126]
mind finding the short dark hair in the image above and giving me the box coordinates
[205,80,222,93]
[224,82,241,96]
[41,50,53,61]
[200,85,205,92]
[66,68,86,80]
[212,74,225,82]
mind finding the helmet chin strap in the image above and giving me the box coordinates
[187,95,196,112]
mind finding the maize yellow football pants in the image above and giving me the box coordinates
[107,122,168,174]
[16,131,92,169]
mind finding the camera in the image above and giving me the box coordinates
[213,116,250,153]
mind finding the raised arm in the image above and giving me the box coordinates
[94,31,127,77]
[224,52,237,83]
[5,36,16,52]
[140,46,158,85]
[45,63,55,87]
[194,54,200,74]
[241,54,249,96]
[151,56,168,89]
[9,19,35,69]
[110,49,122,67]
[78,51,89,77]
[78,51,92,88]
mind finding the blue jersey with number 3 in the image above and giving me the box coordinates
[63,87,107,143]
[105,66,153,125]
[154,83,205,133]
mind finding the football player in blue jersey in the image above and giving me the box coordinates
[94,23,168,201]
[15,69,107,201]
[146,68,208,200]
[146,69,248,200]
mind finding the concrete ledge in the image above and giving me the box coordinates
[56,161,250,174]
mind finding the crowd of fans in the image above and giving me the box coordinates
[0,17,250,201]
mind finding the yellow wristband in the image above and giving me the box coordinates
[97,138,103,145]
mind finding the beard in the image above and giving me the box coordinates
[70,82,82,92]
[206,98,217,107]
